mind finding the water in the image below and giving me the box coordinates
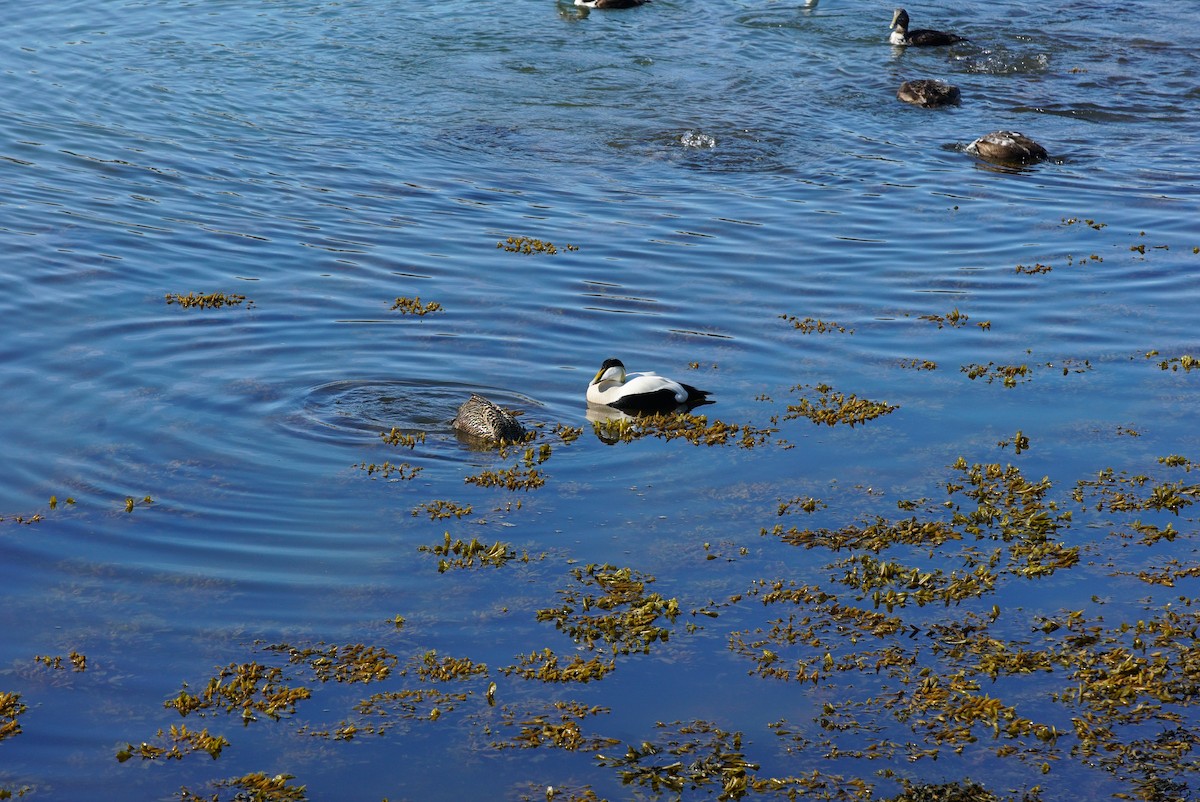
[2,0,1199,799]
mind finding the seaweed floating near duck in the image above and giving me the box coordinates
[966,130,1048,165]
[587,358,711,414]
[452,394,527,444]
[889,8,966,46]
[897,79,961,107]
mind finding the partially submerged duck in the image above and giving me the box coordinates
[574,0,649,7]
[890,8,966,46]
[587,358,711,413]
[966,130,1048,164]
[452,394,526,443]
[897,79,961,107]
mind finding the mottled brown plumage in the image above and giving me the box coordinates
[452,394,526,443]
[897,79,961,108]
[967,131,1048,164]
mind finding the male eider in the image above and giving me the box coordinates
[966,131,1048,164]
[587,358,711,413]
[574,0,649,7]
[452,394,526,444]
[890,8,966,46]
[897,79,961,107]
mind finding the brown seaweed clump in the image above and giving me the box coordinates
[165,292,249,309]
[0,692,27,741]
[390,296,443,315]
[497,236,578,254]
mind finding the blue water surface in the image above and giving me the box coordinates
[2,0,1199,799]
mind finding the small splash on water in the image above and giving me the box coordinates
[960,48,1051,74]
[679,130,717,149]
[612,127,788,172]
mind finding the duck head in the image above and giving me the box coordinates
[591,358,627,387]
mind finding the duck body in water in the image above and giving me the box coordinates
[452,394,526,444]
[967,130,1048,164]
[897,79,961,107]
[889,8,966,46]
[587,358,711,413]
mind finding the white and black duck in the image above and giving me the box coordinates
[574,0,650,8]
[586,358,711,413]
[889,8,966,46]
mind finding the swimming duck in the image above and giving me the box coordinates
[889,8,966,46]
[966,130,1048,164]
[587,358,711,413]
[574,0,649,7]
[452,394,526,444]
[897,79,961,107]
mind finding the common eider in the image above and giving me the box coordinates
[897,79,961,107]
[889,8,966,46]
[966,130,1048,164]
[452,394,526,444]
[574,0,649,7]
[587,358,711,413]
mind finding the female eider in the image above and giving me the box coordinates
[575,0,649,7]
[587,358,711,413]
[897,79,961,108]
[890,8,966,46]
[966,130,1048,164]
[452,394,526,444]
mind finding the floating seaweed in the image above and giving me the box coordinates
[116,725,229,762]
[497,236,578,254]
[390,296,443,315]
[380,428,426,448]
[536,564,681,656]
[552,423,584,443]
[777,496,826,515]
[33,651,87,672]
[591,413,778,448]
[165,292,249,309]
[261,642,398,684]
[778,314,853,334]
[1148,353,1200,372]
[0,692,26,742]
[501,649,617,683]
[961,362,1032,387]
[918,308,972,329]
[464,465,545,491]
[595,721,759,800]
[417,532,528,572]
[412,499,473,519]
[180,773,306,802]
[165,662,313,726]
[1015,262,1053,274]
[779,384,898,427]
[123,495,153,513]
[997,430,1031,453]
[356,460,422,480]
[492,701,617,752]
[1062,217,1107,230]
